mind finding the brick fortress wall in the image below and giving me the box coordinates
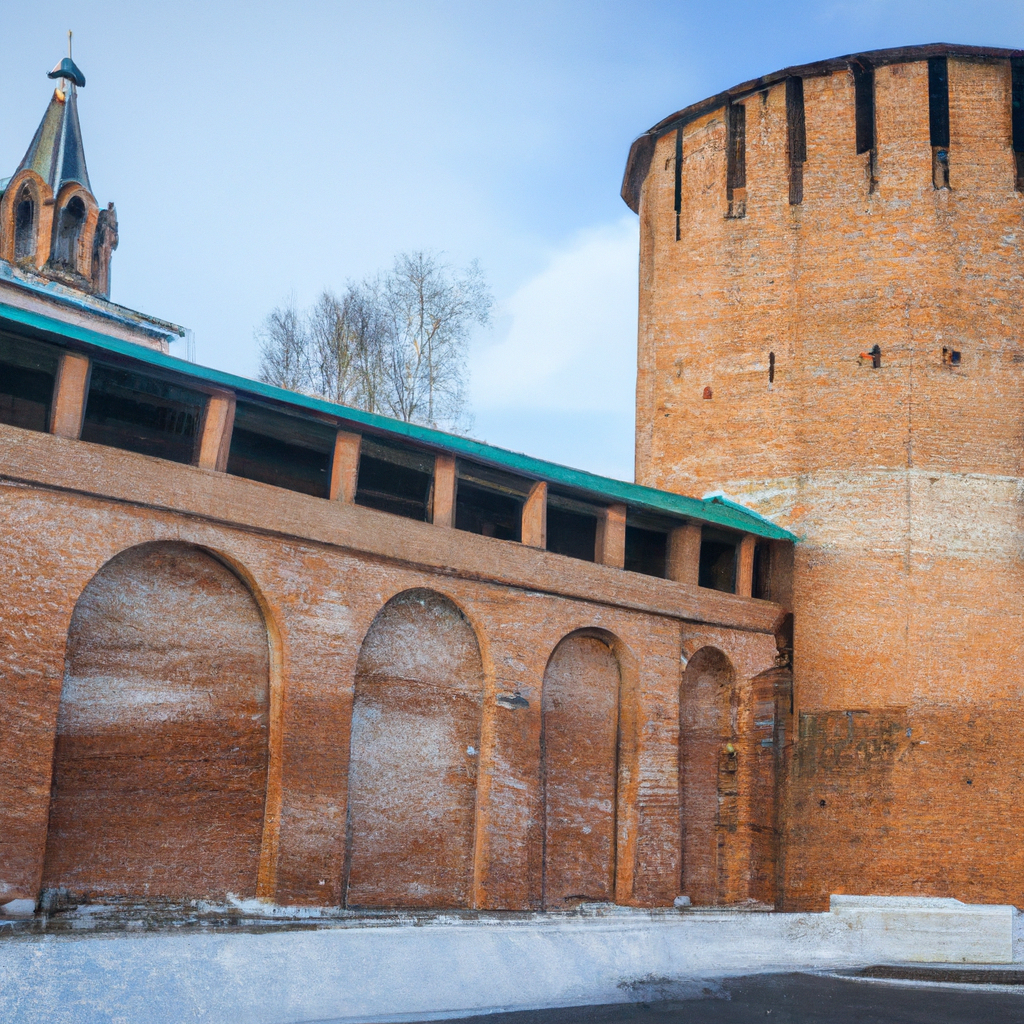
[0,423,787,910]
[630,46,1024,910]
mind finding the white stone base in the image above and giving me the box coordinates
[0,898,1018,1024]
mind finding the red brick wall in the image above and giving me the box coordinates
[0,427,784,909]
[346,589,484,908]
[41,542,269,899]
[635,53,1024,909]
[541,633,620,908]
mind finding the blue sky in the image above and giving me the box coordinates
[2,2,1022,480]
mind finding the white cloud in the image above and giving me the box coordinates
[471,218,639,414]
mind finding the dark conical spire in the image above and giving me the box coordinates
[15,79,91,196]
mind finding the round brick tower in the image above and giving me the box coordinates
[623,44,1024,910]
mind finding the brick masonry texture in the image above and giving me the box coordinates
[633,51,1024,909]
[0,424,784,910]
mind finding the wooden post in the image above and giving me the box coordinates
[431,453,457,527]
[595,503,627,568]
[521,481,547,548]
[49,351,91,439]
[195,391,236,471]
[329,430,362,503]
[736,534,757,598]
[666,523,702,585]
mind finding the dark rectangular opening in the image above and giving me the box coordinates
[546,492,598,562]
[853,64,875,155]
[674,127,683,241]
[227,400,335,497]
[928,57,950,148]
[455,461,526,541]
[0,333,60,433]
[355,435,433,521]
[625,525,668,578]
[699,528,739,593]
[786,76,806,205]
[82,363,205,464]
[1011,57,1024,189]
[726,101,746,196]
[752,540,772,600]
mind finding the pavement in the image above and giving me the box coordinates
[405,972,1024,1024]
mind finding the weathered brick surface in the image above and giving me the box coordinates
[634,51,1024,909]
[0,425,783,909]
[42,543,269,899]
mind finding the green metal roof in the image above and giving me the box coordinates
[0,299,796,542]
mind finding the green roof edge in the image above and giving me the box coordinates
[0,300,797,542]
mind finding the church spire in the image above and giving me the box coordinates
[0,38,118,298]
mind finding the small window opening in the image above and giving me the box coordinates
[674,127,683,241]
[852,63,877,191]
[226,401,336,496]
[13,190,35,260]
[546,492,599,562]
[928,57,951,189]
[703,386,713,400]
[354,435,433,520]
[699,529,739,593]
[1011,58,1024,190]
[786,77,806,205]
[624,525,668,578]
[454,461,526,540]
[82,363,206,464]
[942,346,962,367]
[726,100,746,218]
[52,196,86,271]
[768,351,776,384]
[0,333,60,432]
[752,541,772,600]
[859,344,882,369]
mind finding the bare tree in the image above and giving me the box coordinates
[377,253,490,430]
[256,301,308,392]
[255,252,491,432]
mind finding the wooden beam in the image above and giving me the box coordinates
[666,523,702,585]
[431,454,457,527]
[595,503,627,568]
[49,352,91,440]
[329,430,362,503]
[736,533,757,598]
[521,481,547,548]
[195,391,236,472]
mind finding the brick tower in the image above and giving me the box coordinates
[0,51,118,298]
[623,44,1024,909]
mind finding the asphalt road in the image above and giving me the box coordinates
[416,973,1024,1024]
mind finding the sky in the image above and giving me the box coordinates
[2,1,1023,481]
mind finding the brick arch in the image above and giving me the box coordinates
[679,645,737,905]
[0,169,53,267]
[344,588,484,909]
[540,628,625,909]
[50,182,98,279]
[41,541,270,901]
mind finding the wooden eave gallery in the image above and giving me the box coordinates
[0,297,795,599]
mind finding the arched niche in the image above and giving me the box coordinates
[541,630,622,909]
[345,589,484,908]
[51,194,87,271]
[679,645,736,905]
[13,185,36,261]
[41,542,270,900]
[0,170,51,267]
